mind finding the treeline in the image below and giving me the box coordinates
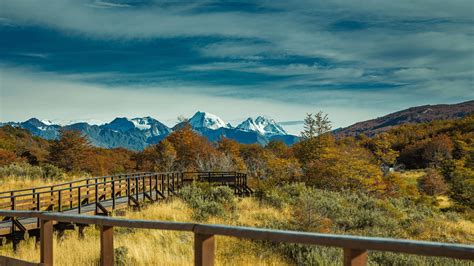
[0,113,472,209]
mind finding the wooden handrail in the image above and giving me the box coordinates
[0,210,472,266]
[0,172,153,196]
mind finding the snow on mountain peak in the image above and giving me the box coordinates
[237,116,287,136]
[130,117,153,130]
[188,111,228,130]
[40,119,55,126]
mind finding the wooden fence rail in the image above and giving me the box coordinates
[0,210,472,266]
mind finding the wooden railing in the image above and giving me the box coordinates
[0,171,250,214]
[0,210,472,266]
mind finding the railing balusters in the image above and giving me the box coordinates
[78,187,82,214]
[127,176,131,205]
[112,180,115,209]
[58,191,62,212]
[135,176,139,202]
[95,182,99,214]
[69,183,73,209]
[11,192,15,211]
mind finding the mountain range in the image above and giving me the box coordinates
[0,112,298,150]
[2,101,472,150]
[335,100,474,137]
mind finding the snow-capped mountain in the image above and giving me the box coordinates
[1,113,298,150]
[103,117,171,135]
[237,116,287,136]
[0,118,61,139]
[188,111,228,130]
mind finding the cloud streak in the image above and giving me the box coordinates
[0,0,473,130]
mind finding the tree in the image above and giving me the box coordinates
[370,133,399,167]
[423,135,454,168]
[49,130,92,172]
[154,139,177,172]
[165,123,218,171]
[217,137,246,170]
[417,169,448,196]
[304,144,384,193]
[301,111,332,140]
[295,112,333,164]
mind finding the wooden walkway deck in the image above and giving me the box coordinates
[0,171,252,238]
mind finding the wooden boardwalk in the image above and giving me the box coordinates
[0,171,252,238]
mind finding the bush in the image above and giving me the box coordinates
[178,184,236,221]
[0,162,43,178]
[0,162,65,180]
[114,246,130,266]
[418,169,448,196]
[41,164,65,179]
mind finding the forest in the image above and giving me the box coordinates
[0,113,473,264]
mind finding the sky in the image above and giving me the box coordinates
[0,0,473,135]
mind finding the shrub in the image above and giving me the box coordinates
[41,163,65,179]
[178,184,236,221]
[418,169,448,196]
[0,162,43,178]
[0,162,65,180]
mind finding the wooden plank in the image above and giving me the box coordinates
[100,226,114,266]
[194,233,215,266]
[344,248,367,266]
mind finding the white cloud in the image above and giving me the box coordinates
[1,64,441,134]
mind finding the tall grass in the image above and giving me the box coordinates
[0,199,288,265]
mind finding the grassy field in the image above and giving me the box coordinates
[0,174,473,265]
[0,198,289,265]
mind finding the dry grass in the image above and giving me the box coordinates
[399,170,426,186]
[0,198,289,265]
[0,174,83,192]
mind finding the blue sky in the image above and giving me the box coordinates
[1,0,473,134]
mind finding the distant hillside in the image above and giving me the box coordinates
[335,100,474,137]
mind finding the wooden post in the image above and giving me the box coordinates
[194,233,215,266]
[69,183,73,209]
[100,225,114,266]
[86,179,90,204]
[127,176,131,205]
[95,183,98,214]
[112,180,115,209]
[135,177,139,202]
[343,248,367,266]
[58,191,62,212]
[40,219,53,266]
[78,187,81,214]
[11,192,15,210]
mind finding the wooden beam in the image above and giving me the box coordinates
[40,219,53,266]
[100,225,114,266]
[344,248,367,266]
[194,233,215,266]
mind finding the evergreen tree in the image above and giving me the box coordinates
[296,111,333,164]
